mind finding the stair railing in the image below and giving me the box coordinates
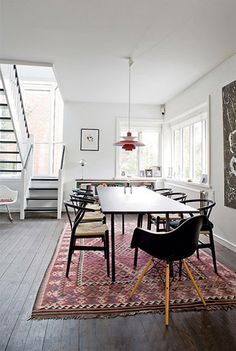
[0,64,30,164]
[57,144,65,219]
[20,139,34,219]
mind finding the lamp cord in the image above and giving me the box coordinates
[128,58,133,132]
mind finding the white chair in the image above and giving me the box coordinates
[0,185,18,222]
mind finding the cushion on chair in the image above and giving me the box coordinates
[75,222,108,237]
[0,198,13,203]
[82,211,104,222]
[86,203,101,211]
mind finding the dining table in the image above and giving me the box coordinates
[97,186,199,282]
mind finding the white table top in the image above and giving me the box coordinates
[98,186,199,214]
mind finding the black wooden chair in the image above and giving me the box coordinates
[64,201,110,278]
[149,192,187,232]
[130,215,206,326]
[170,199,217,273]
[70,194,104,222]
[153,188,172,196]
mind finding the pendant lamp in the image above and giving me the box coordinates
[114,58,145,151]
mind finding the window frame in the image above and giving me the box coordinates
[115,118,162,178]
[170,101,210,185]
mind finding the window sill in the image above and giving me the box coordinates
[164,178,211,189]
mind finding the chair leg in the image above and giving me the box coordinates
[134,248,138,268]
[66,236,75,277]
[6,205,13,222]
[105,231,110,277]
[182,260,206,306]
[147,214,151,230]
[122,214,125,234]
[196,247,200,259]
[208,229,218,274]
[165,263,170,327]
[130,257,153,297]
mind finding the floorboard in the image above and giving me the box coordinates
[0,213,235,351]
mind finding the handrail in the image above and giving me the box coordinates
[23,144,33,169]
[13,65,30,138]
[60,144,66,170]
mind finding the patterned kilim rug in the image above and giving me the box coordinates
[32,219,236,319]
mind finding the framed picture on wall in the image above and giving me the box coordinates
[145,169,153,177]
[80,128,99,151]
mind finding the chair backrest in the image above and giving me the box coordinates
[0,185,18,202]
[64,201,87,230]
[153,188,172,196]
[182,199,215,218]
[169,192,187,202]
[131,215,204,262]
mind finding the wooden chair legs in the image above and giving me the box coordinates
[165,263,170,326]
[130,258,206,326]
[130,258,153,297]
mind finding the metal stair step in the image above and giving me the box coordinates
[0,169,21,173]
[25,207,57,212]
[32,178,58,181]
[26,196,58,200]
[0,129,14,133]
[0,117,11,120]
[29,187,58,191]
[0,140,17,144]
[0,151,19,154]
[0,160,21,163]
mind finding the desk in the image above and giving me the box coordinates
[98,186,199,282]
[75,178,159,190]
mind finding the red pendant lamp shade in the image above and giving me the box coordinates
[114,131,145,151]
[114,58,145,151]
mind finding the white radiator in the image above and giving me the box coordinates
[164,182,214,201]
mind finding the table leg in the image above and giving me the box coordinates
[122,214,125,234]
[111,213,116,282]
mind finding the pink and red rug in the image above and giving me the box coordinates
[32,220,236,319]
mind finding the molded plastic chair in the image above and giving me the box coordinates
[0,185,18,222]
[64,201,110,278]
[170,199,217,273]
[130,215,206,326]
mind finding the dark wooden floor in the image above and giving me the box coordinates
[0,212,235,351]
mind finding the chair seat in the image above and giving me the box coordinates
[75,222,108,237]
[0,198,14,204]
[86,203,101,211]
[82,211,104,222]
[151,213,183,221]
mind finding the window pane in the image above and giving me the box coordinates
[173,129,180,178]
[183,126,190,179]
[139,131,159,171]
[193,121,202,181]
[118,129,160,177]
[119,130,138,176]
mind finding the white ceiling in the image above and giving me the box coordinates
[1,0,236,104]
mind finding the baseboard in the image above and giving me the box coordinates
[214,233,236,253]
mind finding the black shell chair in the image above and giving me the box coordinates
[130,215,206,326]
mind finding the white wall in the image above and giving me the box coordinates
[165,53,236,251]
[63,102,161,200]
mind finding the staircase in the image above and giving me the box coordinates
[0,86,22,174]
[24,177,59,216]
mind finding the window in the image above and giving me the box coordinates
[171,105,208,184]
[22,83,64,176]
[116,119,161,177]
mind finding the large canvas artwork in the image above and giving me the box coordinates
[222,80,236,208]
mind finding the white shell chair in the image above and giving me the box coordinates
[0,185,18,222]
